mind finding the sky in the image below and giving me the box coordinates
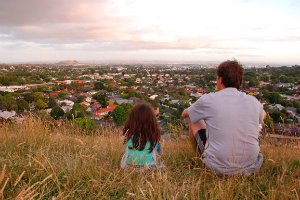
[0,0,300,64]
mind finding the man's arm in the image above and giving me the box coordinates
[181,108,189,118]
[263,110,267,120]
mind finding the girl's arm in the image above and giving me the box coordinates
[155,142,162,155]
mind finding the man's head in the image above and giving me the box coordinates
[216,59,244,90]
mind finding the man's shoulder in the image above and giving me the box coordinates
[238,91,260,101]
[201,91,218,98]
[200,89,260,101]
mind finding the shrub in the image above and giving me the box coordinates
[50,107,65,120]
[73,117,96,130]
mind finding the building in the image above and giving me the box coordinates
[94,105,118,120]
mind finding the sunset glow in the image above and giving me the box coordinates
[0,0,299,63]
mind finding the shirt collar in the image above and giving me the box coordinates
[220,87,238,93]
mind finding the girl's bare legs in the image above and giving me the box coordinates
[189,119,206,152]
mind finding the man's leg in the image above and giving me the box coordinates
[189,119,206,153]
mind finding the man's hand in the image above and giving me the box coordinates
[181,108,189,119]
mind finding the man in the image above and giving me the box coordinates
[181,60,266,175]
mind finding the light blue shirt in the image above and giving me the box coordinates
[188,88,264,175]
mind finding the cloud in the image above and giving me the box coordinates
[0,0,265,51]
[0,0,299,64]
[0,0,110,26]
[236,54,264,58]
[0,0,133,43]
[248,36,300,43]
[0,37,259,52]
[192,50,235,55]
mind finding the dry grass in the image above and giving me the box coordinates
[0,116,300,199]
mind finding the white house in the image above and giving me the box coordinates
[150,95,158,100]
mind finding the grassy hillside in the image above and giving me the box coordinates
[0,117,300,199]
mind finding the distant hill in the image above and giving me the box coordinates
[58,60,79,65]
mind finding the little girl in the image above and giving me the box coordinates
[120,103,165,171]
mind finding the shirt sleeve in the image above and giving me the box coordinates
[258,103,264,124]
[188,95,207,124]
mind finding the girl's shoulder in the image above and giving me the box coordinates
[125,137,133,146]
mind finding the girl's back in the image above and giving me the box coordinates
[125,139,155,165]
[120,103,165,170]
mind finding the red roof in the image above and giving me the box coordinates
[292,94,300,97]
[72,80,84,83]
[95,105,117,117]
[107,105,117,109]
[67,89,76,93]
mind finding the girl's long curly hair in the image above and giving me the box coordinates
[123,103,161,153]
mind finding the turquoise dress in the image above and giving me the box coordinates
[120,138,164,171]
[125,139,155,165]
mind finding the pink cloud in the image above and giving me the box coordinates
[0,0,266,52]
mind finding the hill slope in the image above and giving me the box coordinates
[0,117,299,199]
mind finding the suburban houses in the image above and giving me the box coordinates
[0,63,300,135]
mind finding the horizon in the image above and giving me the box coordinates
[0,59,298,66]
[1,0,300,63]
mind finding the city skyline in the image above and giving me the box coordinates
[0,0,300,64]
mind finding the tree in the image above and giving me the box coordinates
[267,92,283,104]
[244,71,257,81]
[111,103,133,125]
[50,107,65,120]
[94,82,105,90]
[48,96,57,108]
[1,94,16,111]
[260,75,269,82]
[108,99,116,105]
[24,92,44,103]
[17,99,30,112]
[36,99,47,110]
[66,103,87,119]
[58,91,67,99]
[119,102,133,115]
[112,105,127,126]
[105,84,115,92]
[128,90,136,98]
[248,79,259,87]
[92,92,108,108]
[120,93,129,99]
[33,92,45,102]
[279,75,288,83]
[24,93,35,103]
[76,95,86,103]
[269,110,285,123]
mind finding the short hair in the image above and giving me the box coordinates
[216,60,244,89]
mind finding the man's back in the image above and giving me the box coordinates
[188,88,264,175]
